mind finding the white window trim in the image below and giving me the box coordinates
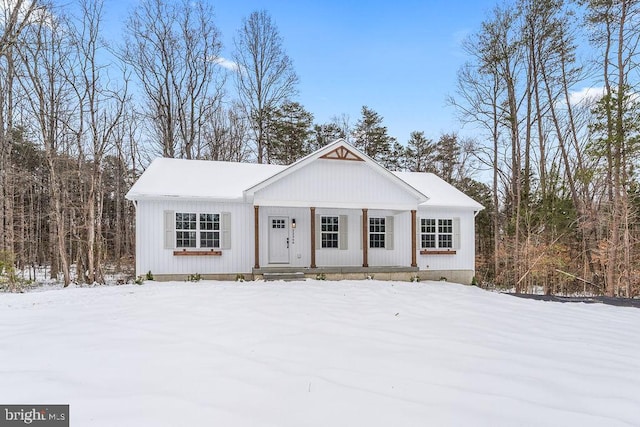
[320,215,339,249]
[421,218,454,250]
[369,217,386,249]
[175,212,220,249]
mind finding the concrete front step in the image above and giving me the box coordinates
[263,272,306,282]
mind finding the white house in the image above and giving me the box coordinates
[125,139,484,282]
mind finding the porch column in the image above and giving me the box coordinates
[310,207,316,268]
[411,209,417,267]
[362,208,368,267]
[254,205,260,269]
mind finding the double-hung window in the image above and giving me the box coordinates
[421,218,436,248]
[369,217,386,248]
[176,212,220,248]
[437,219,453,248]
[421,218,454,249]
[199,213,220,248]
[321,216,339,248]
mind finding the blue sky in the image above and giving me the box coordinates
[105,0,499,144]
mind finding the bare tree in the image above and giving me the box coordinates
[582,0,640,296]
[68,0,128,283]
[0,0,42,256]
[17,5,75,286]
[121,0,224,159]
[202,101,251,162]
[0,0,41,57]
[233,10,298,163]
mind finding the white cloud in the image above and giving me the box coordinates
[208,56,239,71]
[568,86,604,106]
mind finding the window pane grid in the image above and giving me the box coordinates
[439,234,452,248]
[321,216,339,248]
[369,217,385,248]
[176,231,196,248]
[201,231,220,248]
[421,218,453,249]
[176,212,220,248]
[321,233,338,248]
[438,219,452,234]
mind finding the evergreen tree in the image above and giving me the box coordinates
[434,133,461,183]
[311,123,345,152]
[386,139,406,171]
[265,101,313,165]
[406,131,436,172]
[351,106,392,163]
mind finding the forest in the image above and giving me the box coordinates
[0,0,638,297]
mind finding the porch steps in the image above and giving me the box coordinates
[263,272,306,282]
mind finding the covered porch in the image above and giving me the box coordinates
[252,205,419,271]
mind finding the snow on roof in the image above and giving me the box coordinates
[244,139,427,203]
[393,171,484,210]
[125,157,287,201]
[126,157,483,210]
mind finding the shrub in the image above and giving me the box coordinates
[0,251,34,292]
[188,273,202,282]
[145,271,154,281]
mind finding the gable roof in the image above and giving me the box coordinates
[243,139,427,203]
[394,171,484,210]
[125,140,483,211]
[125,158,286,201]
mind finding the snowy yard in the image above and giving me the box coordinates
[1,280,639,426]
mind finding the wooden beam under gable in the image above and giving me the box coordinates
[319,145,365,161]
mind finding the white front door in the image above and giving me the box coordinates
[268,216,290,264]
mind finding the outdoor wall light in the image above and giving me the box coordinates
[291,218,296,228]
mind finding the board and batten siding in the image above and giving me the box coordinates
[253,159,421,209]
[415,207,476,272]
[135,200,254,277]
[314,208,365,267]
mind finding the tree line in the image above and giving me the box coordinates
[451,0,640,297]
[1,0,637,298]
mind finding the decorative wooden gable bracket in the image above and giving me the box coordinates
[320,146,364,161]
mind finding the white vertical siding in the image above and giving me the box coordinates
[135,200,254,276]
[314,208,363,266]
[134,201,478,276]
[415,207,476,272]
[367,211,412,267]
[254,160,421,209]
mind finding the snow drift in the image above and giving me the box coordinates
[1,280,639,426]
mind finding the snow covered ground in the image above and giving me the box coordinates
[1,280,639,426]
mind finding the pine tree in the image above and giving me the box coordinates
[351,106,392,163]
[265,101,313,165]
[311,123,344,152]
[406,131,436,172]
[434,133,461,183]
